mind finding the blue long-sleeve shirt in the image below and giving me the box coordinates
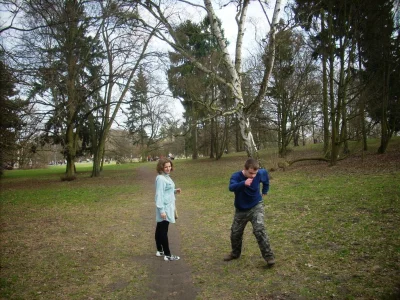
[229,168,269,210]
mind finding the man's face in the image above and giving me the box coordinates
[243,168,258,178]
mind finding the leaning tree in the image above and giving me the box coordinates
[135,0,283,159]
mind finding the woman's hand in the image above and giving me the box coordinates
[161,212,167,220]
[175,188,182,194]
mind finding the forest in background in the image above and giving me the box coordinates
[1,0,399,178]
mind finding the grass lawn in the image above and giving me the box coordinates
[1,138,399,299]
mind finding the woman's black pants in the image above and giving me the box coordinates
[155,221,170,256]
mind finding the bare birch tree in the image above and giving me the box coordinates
[135,0,283,159]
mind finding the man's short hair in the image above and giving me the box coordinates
[244,158,259,170]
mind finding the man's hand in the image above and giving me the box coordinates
[161,212,167,220]
[245,178,253,186]
[175,188,181,194]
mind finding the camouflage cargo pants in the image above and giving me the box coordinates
[230,202,274,260]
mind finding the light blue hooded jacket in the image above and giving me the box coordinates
[155,173,176,223]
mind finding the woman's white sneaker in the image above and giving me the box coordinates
[164,255,180,261]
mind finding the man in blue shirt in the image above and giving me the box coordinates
[224,158,275,266]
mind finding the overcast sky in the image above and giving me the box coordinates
[215,1,285,56]
[0,1,288,127]
[167,0,288,119]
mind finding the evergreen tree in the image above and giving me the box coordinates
[167,18,228,159]
[24,0,104,179]
[0,59,28,175]
[358,0,400,153]
[127,67,150,161]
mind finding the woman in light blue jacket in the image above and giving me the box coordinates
[155,158,181,261]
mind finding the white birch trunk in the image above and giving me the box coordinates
[139,0,282,158]
[204,0,281,158]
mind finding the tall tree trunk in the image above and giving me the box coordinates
[224,115,229,154]
[311,108,317,144]
[277,101,283,156]
[216,115,229,160]
[64,70,79,180]
[210,117,215,159]
[341,108,349,154]
[64,49,78,179]
[293,130,299,147]
[92,145,102,177]
[361,93,368,151]
[65,123,76,179]
[378,62,392,153]
[88,113,101,177]
[329,37,339,165]
[237,109,258,158]
[192,110,198,159]
[235,114,241,152]
[91,131,106,177]
[100,147,105,171]
[278,100,289,157]
[338,43,348,155]
[225,115,230,154]
[321,10,330,154]
[325,7,341,166]
[378,109,391,154]
[341,34,355,155]
[358,46,368,151]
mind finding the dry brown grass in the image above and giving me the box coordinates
[1,138,400,299]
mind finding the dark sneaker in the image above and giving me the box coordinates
[223,253,239,261]
[164,255,180,261]
[266,257,275,266]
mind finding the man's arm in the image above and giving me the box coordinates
[229,173,246,192]
[260,169,270,195]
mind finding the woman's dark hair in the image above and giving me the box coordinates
[156,157,174,174]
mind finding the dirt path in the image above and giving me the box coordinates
[135,166,198,300]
